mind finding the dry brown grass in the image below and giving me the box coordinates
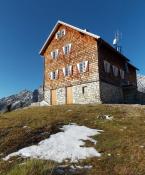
[0,104,145,174]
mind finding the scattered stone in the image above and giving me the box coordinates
[140,145,144,148]
[97,115,113,120]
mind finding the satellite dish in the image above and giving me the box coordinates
[113,38,117,45]
[113,31,122,53]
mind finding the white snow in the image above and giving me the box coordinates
[105,115,113,120]
[4,124,102,163]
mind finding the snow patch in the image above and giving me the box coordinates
[4,124,102,162]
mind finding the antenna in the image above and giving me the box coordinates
[113,30,122,53]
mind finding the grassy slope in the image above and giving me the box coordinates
[0,104,145,175]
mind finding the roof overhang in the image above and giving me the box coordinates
[98,38,139,70]
[39,20,138,71]
[39,20,100,55]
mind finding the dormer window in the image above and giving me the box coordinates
[51,50,58,59]
[56,29,66,40]
[63,44,72,55]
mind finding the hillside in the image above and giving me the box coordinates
[0,104,145,175]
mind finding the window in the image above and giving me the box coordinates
[63,65,72,76]
[125,63,129,73]
[56,29,66,40]
[104,60,110,73]
[82,86,87,94]
[51,50,58,59]
[63,44,72,55]
[120,69,125,79]
[77,61,89,73]
[50,70,58,80]
[61,29,65,37]
[112,65,118,77]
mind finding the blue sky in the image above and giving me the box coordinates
[0,0,145,98]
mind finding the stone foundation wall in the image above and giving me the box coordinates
[56,88,66,105]
[72,81,101,104]
[100,81,123,103]
[44,88,51,105]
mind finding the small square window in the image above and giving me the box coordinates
[56,29,66,39]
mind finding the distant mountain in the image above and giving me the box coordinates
[137,74,145,93]
[0,86,44,113]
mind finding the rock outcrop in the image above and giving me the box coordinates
[0,86,44,112]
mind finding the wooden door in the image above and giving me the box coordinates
[66,87,73,104]
[51,90,57,105]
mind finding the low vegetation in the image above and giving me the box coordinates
[0,104,145,175]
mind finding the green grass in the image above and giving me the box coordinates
[1,104,145,174]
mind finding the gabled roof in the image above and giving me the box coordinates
[39,20,100,55]
[39,20,138,70]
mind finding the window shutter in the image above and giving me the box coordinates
[69,43,72,52]
[62,68,66,76]
[115,67,118,76]
[107,62,110,73]
[84,61,89,72]
[51,52,53,58]
[77,63,80,73]
[122,70,124,79]
[56,69,59,79]
[61,29,66,36]
[63,46,65,54]
[56,33,58,40]
[120,69,124,79]
[56,49,59,57]
[112,65,118,77]
[69,65,72,75]
[104,60,107,72]
[50,72,53,80]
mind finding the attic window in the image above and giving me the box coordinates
[63,44,72,55]
[56,29,66,40]
[51,50,58,59]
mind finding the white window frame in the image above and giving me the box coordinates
[50,70,58,80]
[77,61,88,73]
[104,60,110,73]
[63,65,72,77]
[51,49,59,59]
[56,29,66,40]
[63,43,72,55]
